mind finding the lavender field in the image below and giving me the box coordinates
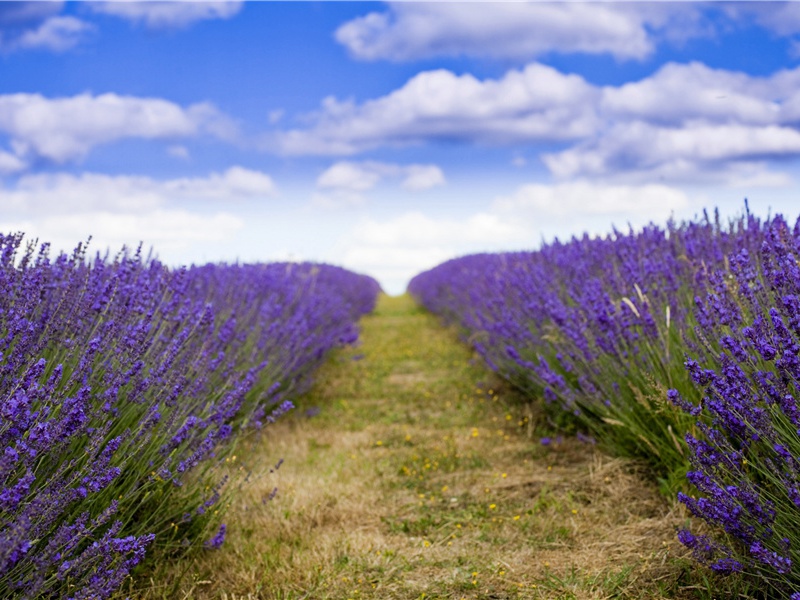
[10,2,800,598]
[7,205,800,600]
[7,206,800,599]
[0,234,379,599]
[410,206,800,598]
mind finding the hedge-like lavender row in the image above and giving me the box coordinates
[409,208,800,597]
[0,234,380,599]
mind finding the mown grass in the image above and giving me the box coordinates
[124,294,752,599]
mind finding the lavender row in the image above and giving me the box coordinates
[0,234,380,599]
[409,207,800,595]
[409,210,759,478]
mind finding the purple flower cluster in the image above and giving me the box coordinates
[0,235,379,599]
[668,215,800,594]
[409,205,800,595]
[409,209,762,475]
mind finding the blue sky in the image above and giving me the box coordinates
[3,1,800,293]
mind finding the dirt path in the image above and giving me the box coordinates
[136,294,692,599]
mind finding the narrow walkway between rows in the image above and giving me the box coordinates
[138,295,687,600]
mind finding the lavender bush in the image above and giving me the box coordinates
[0,234,379,599]
[669,215,800,596]
[409,210,763,485]
[410,205,800,594]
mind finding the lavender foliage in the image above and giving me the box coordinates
[409,206,800,595]
[0,235,379,599]
[670,216,800,596]
[409,209,763,478]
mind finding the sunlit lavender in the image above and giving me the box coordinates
[0,234,379,599]
[410,206,800,595]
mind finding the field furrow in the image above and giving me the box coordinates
[133,294,698,600]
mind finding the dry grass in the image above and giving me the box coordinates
[126,294,723,600]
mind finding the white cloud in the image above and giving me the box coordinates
[167,145,190,159]
[0,92,236,165]
[314,160,445,207]
[9,16,92,52]
[4,167,276,214]
[2,210,243,260]
[402,164,445,191]
[726,3,800,37]
[310,191,366,209]
[164,166,277,199]
[354,211,522,248]
[546,61,800,183]
[275,58,800,186]
[87,1,243,29]
[317,161,383,193]
[0,150,25,175]
[317,160,445,192]
[337,211,526,294]
[492,180,690,220]
[341,244,455,295]
[0,3,94,54]
[314,161,387,208]
[334,3,707,62]
[432,60,800,185]
[723,163,793,189]
[0,167,278,261]
[274,63,598,155]
[543,121,800,183]
[601,61,782,127]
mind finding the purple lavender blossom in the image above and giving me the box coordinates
[409,207,800,595]
[0,234,380,599]
[205,524,226,549]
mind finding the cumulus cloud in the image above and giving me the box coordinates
[11,16,92,52]
[164,166,277,199]
[314,161,387,208]
[274,56,800,185]
[492,180,690,220]
[86,1,243,30]
[4,210,243,261]
[333,2,800,66]
[317,161,383,193]
[602,62,782,127]
[334,3,709,62]
[317,160,444,192]
[0,92,236,165]
[3,167,276,214]
[543,121,800,184]
[402,164,446,191]
[0,166,278,261]
[0,150,26,176]
[274,63,598,155]
[0,3,92,53]
[314,160,445,207]
[484,180,697,251]
[534,61,800,184]
[724,2,800,37]
[353,211,522,248]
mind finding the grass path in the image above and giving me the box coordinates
[134,294,697,599]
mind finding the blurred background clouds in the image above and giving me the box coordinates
[2,1,800,293]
